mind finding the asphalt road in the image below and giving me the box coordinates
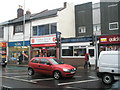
[0,65,120,90]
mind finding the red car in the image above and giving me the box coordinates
[28,57,76,79]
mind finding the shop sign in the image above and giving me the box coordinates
[8,41,30,47]
[31,35,56,44]
[61,37,92,43]
[99,35,120,44]
[0,42,6,47]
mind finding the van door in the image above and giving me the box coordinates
[87,47,96,65]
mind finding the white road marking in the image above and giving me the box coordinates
[13,75,29,78]
[2,76,37,84]
[58,79,99,86]
[3,73,27,75]
[2,85,12,89]
[88,76,97,79]
[30,78,54,82]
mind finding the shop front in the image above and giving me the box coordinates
[99,35,120,52]
[0,42,7,61]
[8,41,30,63]
[61,37,96,66]
[31,35,57,58]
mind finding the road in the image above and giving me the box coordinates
[0,65,120,90]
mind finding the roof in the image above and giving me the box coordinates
[6,8,63,25]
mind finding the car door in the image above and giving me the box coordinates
[31,58,40,72]
[38,58,52,75]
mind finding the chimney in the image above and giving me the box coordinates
[26,9,31,15]
[17,5,24,18]
[64,2,67,8]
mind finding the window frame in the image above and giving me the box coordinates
[14,24,23,34]
[78,26,86,33]
[109,22,119,30]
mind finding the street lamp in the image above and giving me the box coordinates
[22,0,26,62]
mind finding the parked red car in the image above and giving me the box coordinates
[28,57,76,79]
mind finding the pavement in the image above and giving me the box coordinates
[7,63,96,71]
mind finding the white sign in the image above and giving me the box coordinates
[31,35,56,44]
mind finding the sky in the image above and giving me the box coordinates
[0,0,100,23]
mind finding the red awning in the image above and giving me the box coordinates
[31,43,56,47]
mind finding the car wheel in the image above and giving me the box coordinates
[102,74,114,85]
[53,71,61,80]
[28,68,34,76]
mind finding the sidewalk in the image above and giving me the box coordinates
[8,63,96,71]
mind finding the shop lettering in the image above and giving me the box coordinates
[109,37,120,42]
[15,43,21,46]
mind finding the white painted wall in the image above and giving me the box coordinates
[0,26,8,42]
[8,22,31,42]
[57,3,75,38]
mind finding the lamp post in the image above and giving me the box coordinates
[94,33,98,70]
[23,0,25,62]
[56,31,61,59]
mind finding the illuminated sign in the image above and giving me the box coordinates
[0,42,6,47]
[31,35,56,44]
[99,35,120,44]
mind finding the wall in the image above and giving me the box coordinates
[58,3,75,38]
[101,2,119,35]
[75,2,93,37]
[8,22,31,42]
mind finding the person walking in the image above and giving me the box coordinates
[18,53,23,64]
[84,53,91,69]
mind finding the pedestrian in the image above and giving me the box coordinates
[18,53,23,64]
[84,53,91,69]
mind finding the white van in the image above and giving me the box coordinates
[97,51,120,84]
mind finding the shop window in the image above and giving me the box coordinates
[88,49,94,57]
[74,47,86,56]
[62,46,73,56]
[109,22,119,30]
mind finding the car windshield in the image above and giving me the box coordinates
[49,58,64,65]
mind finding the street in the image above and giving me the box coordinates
[1,65,120,90]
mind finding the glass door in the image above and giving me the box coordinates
[87,47,95,65]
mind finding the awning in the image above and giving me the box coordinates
[31,43,56,47]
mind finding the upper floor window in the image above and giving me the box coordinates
[78,26,86,33]
[32,23,57,36]
[14,24,23,34]
[0,26,4,38]
[93,24,101,31]
[33,26,37,36]
[109,22,119,30]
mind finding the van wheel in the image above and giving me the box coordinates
[28,68,34,76]
[53,71,61,80]
[102,74,114,85]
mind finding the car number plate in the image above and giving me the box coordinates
[70,71,75,74]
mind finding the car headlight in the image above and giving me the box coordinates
[73,68,76,71]
[63,68,70,72]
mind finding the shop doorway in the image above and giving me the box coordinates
[40,49,48,57]
[87,47,95,65]
[40,47,56,57]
